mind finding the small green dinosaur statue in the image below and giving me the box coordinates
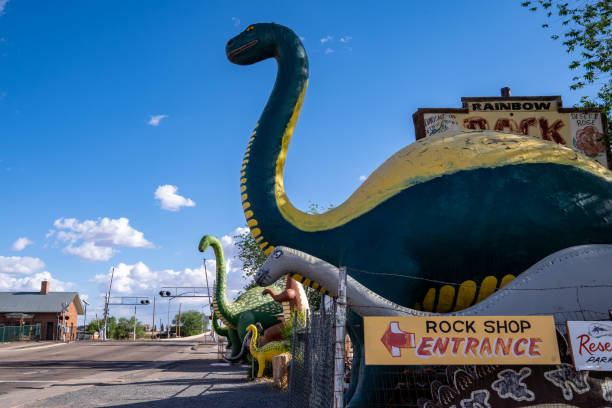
[198,235,283,359]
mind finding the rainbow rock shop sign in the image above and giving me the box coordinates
[413,94,612,169]
[364,316,560,365]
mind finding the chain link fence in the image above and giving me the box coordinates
[288,305,336,408]
[0,324,41,342]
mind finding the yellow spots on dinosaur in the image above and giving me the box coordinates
[240,178,247,185]
[311,282,320,290]
[244,153,250,159]
[264,246,274,256]
[241,171,246,178]
[241,165,246,171]
[240,185,246,192]
[291,273,303,282]
[244,210,254,219]
[251,228,261,237]
[417,275,517,313]
[258,241,268,250]
[241,193,248,202]
[453,280,477,311]
[422,288,436,312]
[242,159,248,165]
[243,202,251,210]
[249,137,255,143]
[302,278,311,287]
[500,274,515,287]
[245,147,250,153]
[436,285,455,312]
[247,219,258,227]
[255,236,263,243]
[252,131,256,136]
[476,276,498,303]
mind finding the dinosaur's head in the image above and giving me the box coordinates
[255,247,286,286]
[245,324,258,335]
[226,23,300,65]
[198,234,216,253]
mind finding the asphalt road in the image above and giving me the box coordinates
[0,341,286,408]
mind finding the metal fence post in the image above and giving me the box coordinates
[333,266,347,408]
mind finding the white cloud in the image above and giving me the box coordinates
[0,271,72,292]
[147,114,167,126]
[154,185,196,211]
[0,256,45,275]
[232,17,240,27]
[64,242,116,262]
[358,175,366,182]
[325,48,334,54]
[340,36,352,43]
[11,237,33,251]
[320,35,332,43]
[91,227,252,300]
[0,0,9,16]
[50,217,154,261]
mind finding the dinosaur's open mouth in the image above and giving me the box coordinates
[229,40,258,58]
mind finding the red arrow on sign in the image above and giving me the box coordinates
[380,321,416,357]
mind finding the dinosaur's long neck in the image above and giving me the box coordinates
[248,328,259,355]
[209,238,235,328]
[241,33,311,255]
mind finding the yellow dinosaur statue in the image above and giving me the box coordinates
[245,324,289,378]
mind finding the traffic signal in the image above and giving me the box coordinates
[140,299,150,305]
[159,291,171,297]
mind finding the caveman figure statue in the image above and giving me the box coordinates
[260,276,309,344]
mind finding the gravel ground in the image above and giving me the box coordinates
[20,347,288,408]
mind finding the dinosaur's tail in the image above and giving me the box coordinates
[211,312,228,338]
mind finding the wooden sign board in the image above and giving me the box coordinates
[566,321,612,371]
[413,95,611,169]
[364,316,560,365]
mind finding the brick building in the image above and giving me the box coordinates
[0,281,84,341]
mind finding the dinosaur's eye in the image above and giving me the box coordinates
[246,25,254,32]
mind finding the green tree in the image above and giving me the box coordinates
[522,1,612,132]
[109,317,145,340]
[173,310,207,337]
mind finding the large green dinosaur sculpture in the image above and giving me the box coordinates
[225,23,612,406]
[198,235,283,359]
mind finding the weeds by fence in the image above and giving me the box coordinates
[0,324,41,342]
[288,306,336,408]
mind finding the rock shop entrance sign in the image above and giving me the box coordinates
[413,94,612,169]
[364,316,560,365]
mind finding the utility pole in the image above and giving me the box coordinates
[102,267,115,341]
[152,296,156,333]
[82,299,89,330]
[177,303,182,337]
[133,305,137,341]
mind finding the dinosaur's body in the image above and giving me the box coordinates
[225,23,612,406]
[198,235,283,359]
[245,324,289,377]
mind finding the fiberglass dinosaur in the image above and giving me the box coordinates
[224,23,612,406]
[244,324,290,378]
[198,235,283,360]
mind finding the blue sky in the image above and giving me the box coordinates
[0,1,597,327]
